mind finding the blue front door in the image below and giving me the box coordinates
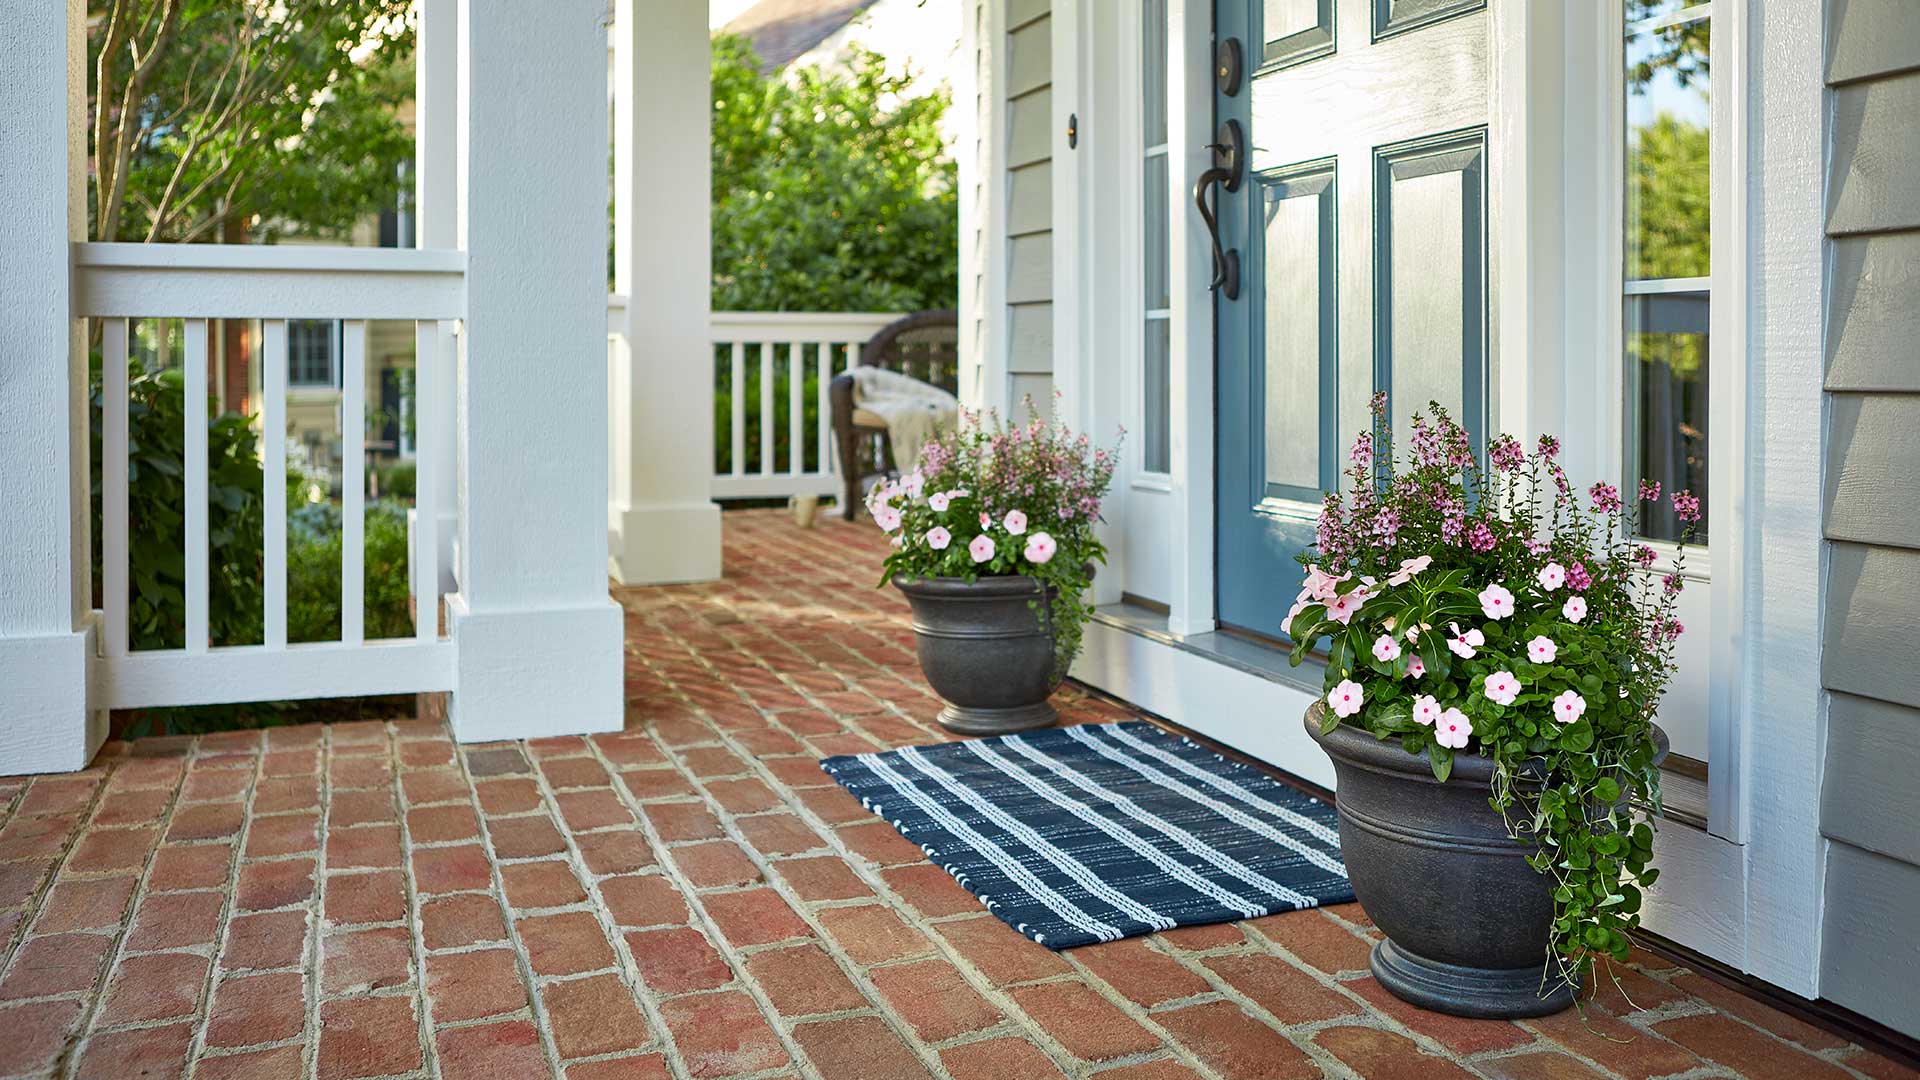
[1209,0,1492,637]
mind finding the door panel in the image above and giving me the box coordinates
[1212,0,1489,636]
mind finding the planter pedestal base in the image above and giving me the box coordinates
[936,700,1057,736]
[1371,938,1576,1019]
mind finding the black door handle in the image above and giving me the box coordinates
[1193,167,1240,300]
[1192,120,1245,300]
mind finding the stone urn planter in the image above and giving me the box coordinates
[894,574,1060,735]
[1305,703,1667,1019]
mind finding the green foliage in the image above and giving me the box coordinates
[373,461,416,500]
[88,0,415,243]
[708,34,958,313]
[1627,114,1709,283]
[874,402,1120,678]
[91,353,414,735]
[1291,399,1694,997]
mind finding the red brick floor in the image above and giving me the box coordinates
[0,508,1912,1079]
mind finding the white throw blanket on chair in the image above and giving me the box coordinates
[850,365,959,473]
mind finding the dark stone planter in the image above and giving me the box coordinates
[1305,704,1667,1019]
[894,574,1060,735]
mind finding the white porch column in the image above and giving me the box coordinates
[0,0,103,773]
[446,0,623,742]
[608,0,723,586]
[415,0,460,599]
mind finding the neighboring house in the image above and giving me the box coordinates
[4,0,1915,1053]
[719,0,962,142]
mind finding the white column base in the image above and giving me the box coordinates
[445,594,624,743]
[0,625,106,776]
[608,501,722,586]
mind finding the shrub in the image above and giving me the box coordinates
[374,460,415,499]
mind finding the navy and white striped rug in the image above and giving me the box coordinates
[819,722,1352,949]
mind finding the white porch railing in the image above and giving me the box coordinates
[606,303,901,502]
[77,242,464,709]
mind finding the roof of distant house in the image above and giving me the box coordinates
[719,0,881,69]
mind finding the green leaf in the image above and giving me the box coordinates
[1430,746,1454,784]
[1319,707,1342,736]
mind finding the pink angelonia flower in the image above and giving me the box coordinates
[1563,596,1588,623]
[1406,655,1427,679]
[1023,532,1057,564]
[1411,694,1441,726]
[873,505,903,533]
[1483,670,1521,706]
[1552,690,1587,723]
[1635,545,1657,568]
[926,526,952,551]
[1672,490,1701,523]
[1566,561,1592,591]
[1536,563,1566,592]
[1003,509,1029,535]
[1663,573,1683,595]
[1327,679,1365,719]
[1527,635,1558,664]
[1478,583,1515,620]
[1371,636,1401,663]
[979,511,992,530]
[928,491,952,512]
[968,534,996,564]
[1435,709,1473,749]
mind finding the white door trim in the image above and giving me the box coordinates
[1165,0,1217,636]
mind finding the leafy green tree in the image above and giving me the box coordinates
[1626,113,1708,282]
[89,0,415,243]
[709,33,958,312]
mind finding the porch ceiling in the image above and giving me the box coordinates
[0,510,1906,1080]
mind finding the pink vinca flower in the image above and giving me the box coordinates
[1371,635,1401,663]
[1023,532,1057,564]
[1327,589,1367,626]
[1003,509,1028,535]
[1478,583,1516,620]
[1411,694,1441,726]
[1527,635,1558,664]
[1303,566,1345,602]
[1387,555,1433,587]
[1406,655,1427,679]
[928,491,952,512]
[1326,679,1365,719]
[1536,563,1566,592]
[1446,622,1485,659]
[1483,671,1521,707]
[968,534,996,564]
[902,471,925,498]
[1552,690,1587,723]
[979,511,992,529]
[873,505,903,533]
[926,526,952,551]
[1435,708,1473,749]
[1562,596,1587,623]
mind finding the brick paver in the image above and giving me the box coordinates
[0,509,1911,1079]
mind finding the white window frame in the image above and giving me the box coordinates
[1596,0,1746,839]
[287,318,343,392]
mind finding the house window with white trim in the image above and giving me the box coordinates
[1142,0,1171,475]
[288,319,341,389]
[1624,0,1709,544]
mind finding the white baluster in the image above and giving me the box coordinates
[413,321,442,643]
[342,320,367,645]
[788,340,804,476]
[102,318,130,658]
[263,319,288,648]
[759,342,774,477]
[184,319,210,653]
[730,340,745,477]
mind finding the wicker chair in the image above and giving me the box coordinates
[830,310,960,520]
